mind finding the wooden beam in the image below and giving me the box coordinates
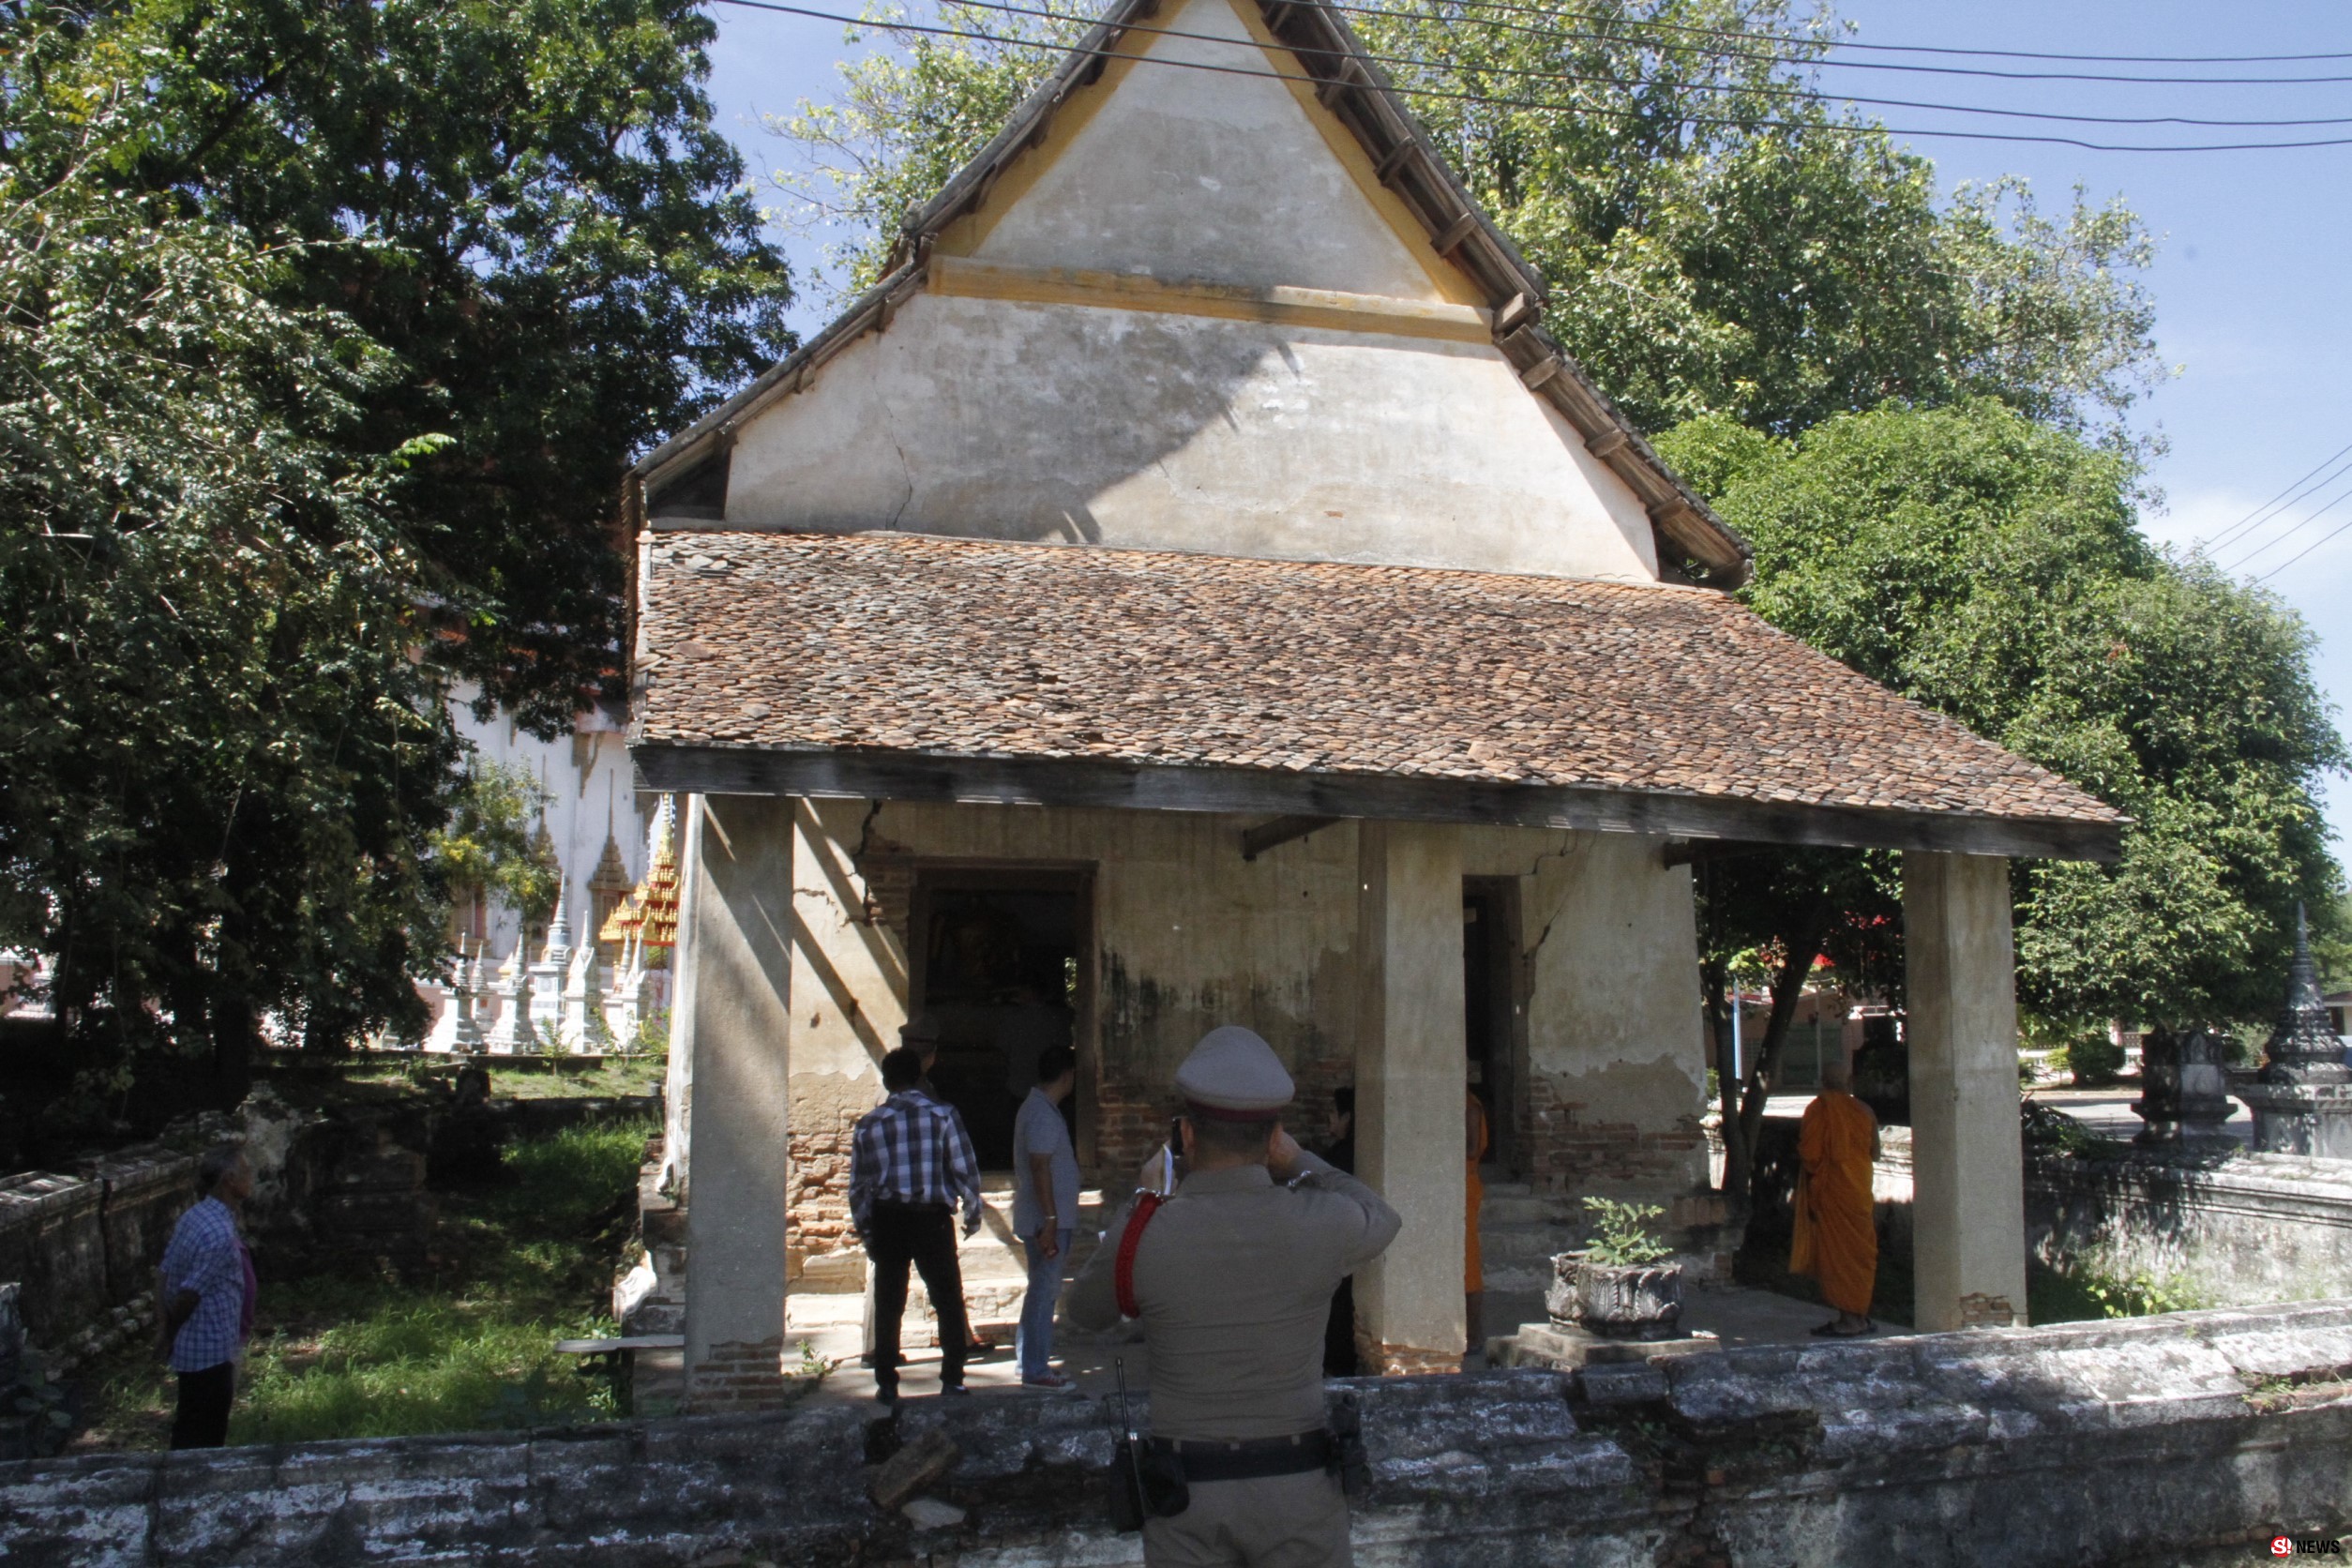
[1658,838,1776,868]
[1242,815,1339,861]
[1375,138,1420,187]
[631,746,2123,863]
[1431,211,1480,256]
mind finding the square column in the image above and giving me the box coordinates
[676,794,798,1409]
[1903,851,2027,1331]
[1354,820,1467,1374]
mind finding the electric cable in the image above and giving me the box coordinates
[1333,0,2352,75]
[2256,509,2352,581]
[1315,0,2352,89]
[716,0,2352,152]
[2200,439,2352,553]
[933,0,2352,128]
[2221,476,2352,573]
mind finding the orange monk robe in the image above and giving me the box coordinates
[1789,1090,1879,1316]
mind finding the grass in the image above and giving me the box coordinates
[2027,1259,2206,1324]
[257,1051,668,1112]
[74,1117,654,1451]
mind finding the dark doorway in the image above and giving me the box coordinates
[910,868,1090,1171]
[1463,879,1523,1176]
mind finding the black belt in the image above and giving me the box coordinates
[1148,1430,1334,1483]
[872,1199,951,1213]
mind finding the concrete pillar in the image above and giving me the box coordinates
[676,794,798,1409]
[1903,851,2028,1331]
[1353,819,1467,1374]
[787,799,906,1293]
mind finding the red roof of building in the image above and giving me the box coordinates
[630,530,2125,858]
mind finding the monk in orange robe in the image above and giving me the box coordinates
[1790,1057,1879,1336]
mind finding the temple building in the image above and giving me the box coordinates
[626,0,2124,1405]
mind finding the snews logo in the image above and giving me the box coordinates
[2275,1537,2346,1557]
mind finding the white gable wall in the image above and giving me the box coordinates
[962,0,1453,299]
[717,0,1662,583]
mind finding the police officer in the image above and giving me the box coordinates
[1066,1026,1401,1567]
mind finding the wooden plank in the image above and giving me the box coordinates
[1431,211,1481,256]
[1375,137,1420,187]
[1241,815,1340,861]
[631,746,2123,863]
[927,254,1492,343]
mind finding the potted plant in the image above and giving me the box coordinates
[1545,1198,1683,1341]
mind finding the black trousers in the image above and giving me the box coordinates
[171,1362,235,1449]
[868,1201,970,1391]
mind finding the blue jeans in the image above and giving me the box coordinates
[1018,1228,1073,1380]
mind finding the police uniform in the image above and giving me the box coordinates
[1066,1027,1401,1567]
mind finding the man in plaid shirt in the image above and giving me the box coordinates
[851,1045,985,1403]
[157,1144,257,1448]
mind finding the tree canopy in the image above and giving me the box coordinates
[0,0,791,1128]
[1664,401,2344,1028]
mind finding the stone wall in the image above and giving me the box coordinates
[0,1146,196,1344]
[2028,1147,2352,1307]
[7,1300,2352,1565]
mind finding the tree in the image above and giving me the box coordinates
[1658,401,2346,1203]
[773,0,2161,443]
[0,0,792,1126]
[39,0,796,731]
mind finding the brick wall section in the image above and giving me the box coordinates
[784,1115,859,1275]
[686,1337,793,1413]
[1519,1074,1705,1192]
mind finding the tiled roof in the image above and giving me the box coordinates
[631,530,2122,836]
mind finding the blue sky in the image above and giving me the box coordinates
[699,0,2352,858]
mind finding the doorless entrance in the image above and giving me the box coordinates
[909,867,1090,1170]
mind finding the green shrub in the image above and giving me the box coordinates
[2069,1033,2126,1085]
[1581,1197,1673,1266]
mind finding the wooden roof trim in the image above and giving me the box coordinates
[631,744,2123,863]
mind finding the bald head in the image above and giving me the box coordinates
[1820,1056,1853,1093]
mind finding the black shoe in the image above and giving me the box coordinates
[876,1385,899,1408]
[941,1383,972,1397]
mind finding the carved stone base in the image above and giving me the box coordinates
[2239,1081,2352,1160]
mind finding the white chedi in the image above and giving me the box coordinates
[485,939,535,1054]
[562,938,611,1053]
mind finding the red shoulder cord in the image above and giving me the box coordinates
[1113,1193,1166,1319]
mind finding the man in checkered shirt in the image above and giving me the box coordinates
[851,1045,985,1404]
[157,1144,257,1448]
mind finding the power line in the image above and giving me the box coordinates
[2201,439,2352,552]
[936,0,2352,128]
[1340,0,2352,76]
[722,0,2352,152]
[2258,510,2352,582]
[2222,476,2352,573]
[1326,0,2352,88]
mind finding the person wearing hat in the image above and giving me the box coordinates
[1066,1026,1401,1566]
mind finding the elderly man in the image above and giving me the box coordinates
[158,1143,256,1448]
[1791,1056,1880,1337]
[1068,1026,1401,1566]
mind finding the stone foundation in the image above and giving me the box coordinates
[8,1301,2352,1563]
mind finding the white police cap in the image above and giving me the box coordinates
[1175,1025,1294,1121]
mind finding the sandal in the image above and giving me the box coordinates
[1810,1319,1876,1338]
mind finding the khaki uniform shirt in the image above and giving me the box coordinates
[1066,1151,1400,1440]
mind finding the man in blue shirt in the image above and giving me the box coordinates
[158,1144,255,1448]
[1011,1044,1079,1388]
